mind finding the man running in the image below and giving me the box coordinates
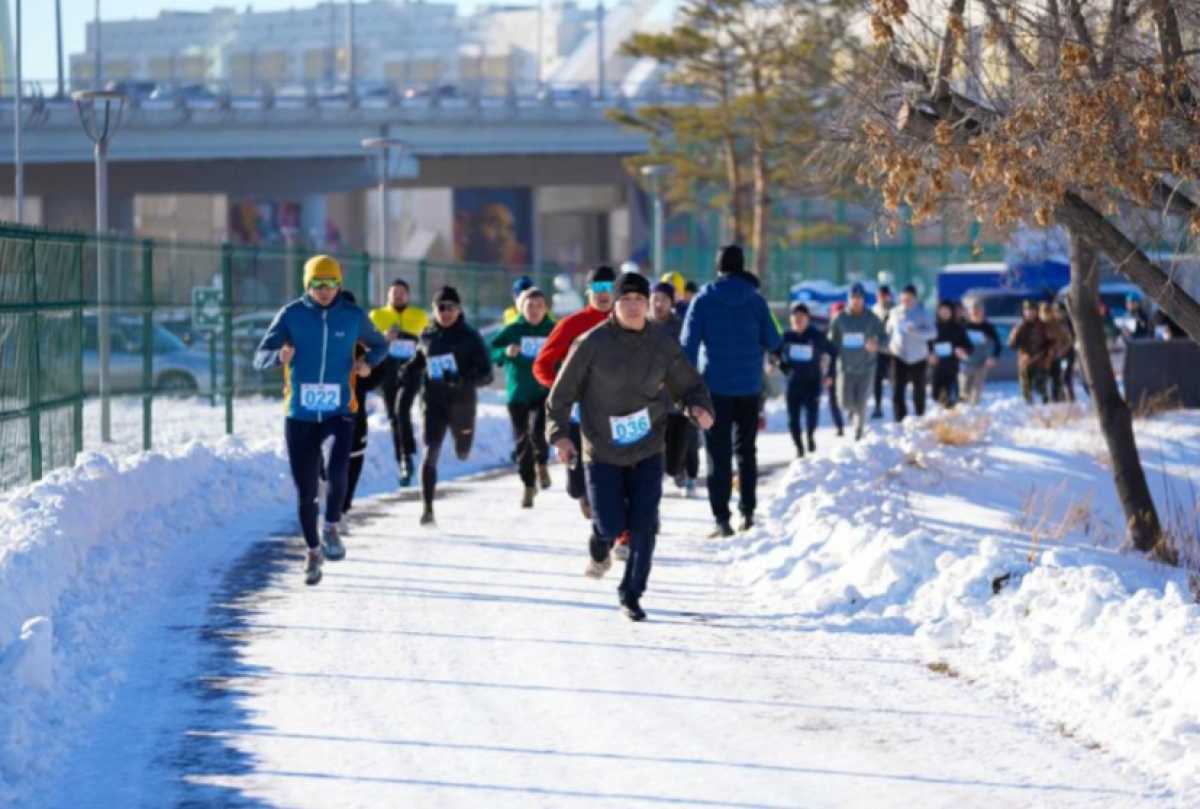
[885,284,937,422]
[871,284,895,419]
[369,279,430,487]
[828,283,886,441]
[1009,300,1052,404]
[404,286,493,525]
[532,265,617,521]
[681,245,781,537]
[929,300,973,408]
[778,303,836,457]
[652,281,698,496]
[547,271,714,621]
[503,275,535,325]
[491,287,555,508]
[255,255,389,585]
[960,300,1001,405]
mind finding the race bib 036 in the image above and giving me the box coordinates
[842,332,865,349]
[428,353,459,380]
[300,383,341,413]
[934,341,952,358]
[389,339,416,359]
[520,336,547,358]
[610,407,652,446]
[788,343,814,362]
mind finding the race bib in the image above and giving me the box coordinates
[788,343,814,362]
[610,407,652,446]
[934,341,952,358]
[520,336,547,358]
[967,330,987,346]
[389,339,416,359]
[1156,325,1171,340]
[570,403,582,424]
[1119,317,1138,334]
[842,332,865,349]
[428,353,459,380]
[300,383,341,413]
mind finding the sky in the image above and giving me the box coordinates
[15,1,486,84]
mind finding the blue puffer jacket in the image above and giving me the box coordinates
[254,292,389,421]
[681,272,782,396]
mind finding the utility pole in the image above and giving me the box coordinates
[93,0,102,90]
[596,0,606,99]
[14,0,22,223]
[55,0,65,98]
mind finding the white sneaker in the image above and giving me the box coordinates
[584,555,613,579]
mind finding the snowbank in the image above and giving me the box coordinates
[726,397,1200,794]
[0,392,514,802]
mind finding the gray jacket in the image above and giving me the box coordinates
[829,309,887,378]
[886,304,938,364]
[547,317,712,467]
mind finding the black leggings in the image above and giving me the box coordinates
[286,416,354,549]
[664,412,698,478]
[507,396,549,487]
[422,391,477,507]
[892,360,928,422]
[931,362,959,408]
[786,384,820,453]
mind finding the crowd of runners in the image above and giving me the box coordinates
[254,248,1162,620]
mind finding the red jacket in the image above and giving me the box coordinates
[532,306,608,388]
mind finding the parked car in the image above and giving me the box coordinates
[82,315,237,396]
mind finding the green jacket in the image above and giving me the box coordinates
[490,315,556,404]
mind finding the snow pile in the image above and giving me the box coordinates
[0,393,514,802]
[727,397,1200,792]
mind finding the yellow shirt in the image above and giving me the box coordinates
[503,306,519,325]
[369,305,429,339]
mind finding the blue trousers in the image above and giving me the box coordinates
[587,454,663,603]
[286,416,354,549]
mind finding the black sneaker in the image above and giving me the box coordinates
[420,506,435,526]
[709,520,735,538]
[807,435,817,453]
[620,598,647,622]
[740,515,754,532]
[836,427,845,437]
[871,409,884,420]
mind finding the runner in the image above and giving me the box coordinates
[532,264,617,523]
[502,275,535,325]
[885,284,937,422]
[1008,300,1052,404]
[960,300,1001,405]
[828,283,886,441]
[871,285,895,419]
[681,245,782,537]
[929,300,973,408]
[652,281,698,496]
[1119,295,1151,340]
[1042,301,1074,403]
[826,301,846,437]
[403,286,494,526]
[368,278,430,487]
[490,287,555,508]
[254,255,389,585]
[778,302,836,458]
[547,271,714,621]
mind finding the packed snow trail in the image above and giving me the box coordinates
[43,431,1164,809]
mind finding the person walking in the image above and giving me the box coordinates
[871,285,895,419]
[369,278,430,487]
[681,245,782,537]
[960,300,1001,405]
[828,283,886,441]
[403,286,494,525]
[778,302,836,457]
[929,300,973,408]
[885,284,937,422]
[254,256,389,585]
[547,271,714,621]
[1042,301,1074,402]
[491,287,555,507]
[1008,300,1052,404]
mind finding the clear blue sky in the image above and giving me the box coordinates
[17,1,485,82]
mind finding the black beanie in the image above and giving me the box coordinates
[588,264,617,284]
[717,244,745,275]
[616,271,651,298]
[434,285,461,305]
[652,281,676,300]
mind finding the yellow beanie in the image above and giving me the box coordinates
[660,271,685,298]
[303,254,343,288]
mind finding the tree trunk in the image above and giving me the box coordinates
[1066,230,1164,555]
[750,142,769,278]
[722,130,746,244]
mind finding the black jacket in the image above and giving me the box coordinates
[962,320,1002,368]
[777,326,835,389]
[403,317,493,406]
[929,320,973,373]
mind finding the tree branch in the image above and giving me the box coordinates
[930,0,967,101]
[978,0,1037,75]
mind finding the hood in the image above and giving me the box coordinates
[705,273,760,306]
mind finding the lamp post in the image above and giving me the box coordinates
[73,89,127,443]
[14,0,23,223]
[362,136,408,306]
[640,164,669,277]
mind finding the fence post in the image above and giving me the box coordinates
[222,243,235,435]
[418,259,428,306]
[74,237,84,459]
[27,234,43,482]
[471,264,482,322]
[141,239,154,451]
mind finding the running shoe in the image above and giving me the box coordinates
[613,531,631,561]
[620,597,647,622]
[684,478,697,498]
[579,498,593,520]
[709,520,735,539]
[521,486,536,509]
[303,548,324,586]
[420,506,436,526]
[739,514,754,533]
[537,464,552,490]
[585,554,613,578]
[322,522,346,561]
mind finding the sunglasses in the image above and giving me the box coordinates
[590,281,614,294]
[437,303,459,313]
[308,279,339,291]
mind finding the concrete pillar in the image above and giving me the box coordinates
[301,193,328,250]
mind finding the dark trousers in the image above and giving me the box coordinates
[421,391,477,507]
[664,413,698,479]
[1049,358,1069,402]
[828,382,844,432]
[507,396,549,488]
[587,454,663,603]
[931,361,959,408]
[382,366,419,468]
[874,354,891,413]
[566,421,588,501]
[786,384,821,454]
[705,394,760,523]
[1062,354,1077,402]
[286,416,354,549]
[343,410,369,513]
[892,359,927,422]
[1020,364,1050,404]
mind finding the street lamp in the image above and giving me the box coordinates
[640,164,669,278]
[73,89,127,444]
[362,136,408,306]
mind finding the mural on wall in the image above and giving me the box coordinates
[228,199,344,251]
[453,188,531,268]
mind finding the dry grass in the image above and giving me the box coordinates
[926,412,992,446]
[1028,403,1087,430]
[927,661,960,678]
[1151,478,1200,589]
[1132,386,1182,421]
[1012,483,1096,562]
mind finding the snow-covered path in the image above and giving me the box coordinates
[46,432,1163,809]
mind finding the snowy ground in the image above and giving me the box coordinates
[0,384,1196,806]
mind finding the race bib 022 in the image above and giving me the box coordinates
[610,407,652,446]
[520,336,547,358]
[842,332,865,349]
[300,383,341,413]
[428,353,459,380]
[788,343,814,362]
